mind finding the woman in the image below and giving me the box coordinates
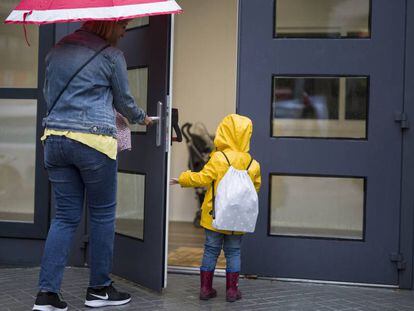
[33,20,151,311]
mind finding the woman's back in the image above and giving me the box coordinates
[43,29,145,137]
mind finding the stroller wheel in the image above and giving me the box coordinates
[193,210,202,228]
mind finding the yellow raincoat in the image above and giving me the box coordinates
[178,114,261,234]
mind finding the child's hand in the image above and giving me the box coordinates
[170,178,179,186]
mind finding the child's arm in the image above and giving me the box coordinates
[177,154,218,188]
[253,162,261,192]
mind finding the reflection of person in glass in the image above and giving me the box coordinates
[301,92,316,119]
[33,21,152,311]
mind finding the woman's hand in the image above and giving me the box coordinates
[144,116,153,126]
[170,178,179,186]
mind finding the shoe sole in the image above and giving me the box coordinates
[199,293,217,300]
[84,297,131,308]
[33,305,68,311]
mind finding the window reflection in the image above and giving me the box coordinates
[270,175,364,239]
[0,99,37,223]
[127,17,149,29]
[272,76,368,138]
[116,172,145,240]
[127,67,148,133]
[275,0,370,38]
[0,1,39,88]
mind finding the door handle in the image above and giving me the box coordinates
[148,101,163,147]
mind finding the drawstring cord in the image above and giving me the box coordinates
[22,10,33,47]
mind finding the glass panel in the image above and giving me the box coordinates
[127,17,149,29]
[0,99,37,223]
[270,175,364,239]
[116,172,145,240]
[0,1,39,87]
[272,76,368,138]
[127,67,148,133]
[275,0,370,38]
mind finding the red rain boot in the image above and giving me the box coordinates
[199,271,217,300]
[226,272,242,302]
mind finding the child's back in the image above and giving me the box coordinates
[178,113,261,234]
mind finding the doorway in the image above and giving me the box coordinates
[167,0,238,271]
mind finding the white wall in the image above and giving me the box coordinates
[169,0,238,222]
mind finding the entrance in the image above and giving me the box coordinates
[167,0,238,272]
[1,0,413,292]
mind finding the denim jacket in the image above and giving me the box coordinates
[42,29,146,137]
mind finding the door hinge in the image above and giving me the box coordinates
[390,253,407,270]
[80,234,89,250]
[394,112,409,129]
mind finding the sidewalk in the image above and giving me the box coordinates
[1,267,414,310]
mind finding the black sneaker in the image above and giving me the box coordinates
[32,291,68,311]
[84,282,131,308]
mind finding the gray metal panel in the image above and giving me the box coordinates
[0,238,45,266]
[237,0,405,285]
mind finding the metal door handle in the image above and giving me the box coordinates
[147,101,163,147]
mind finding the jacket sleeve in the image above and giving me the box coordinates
[178,154,219,188]
[111,52,146,124]
[253,161,261,192]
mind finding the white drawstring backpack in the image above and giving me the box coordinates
[212,151,259,233]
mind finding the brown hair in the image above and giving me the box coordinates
[82,20,121,46]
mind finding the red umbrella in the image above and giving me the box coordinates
[5,0,182,24]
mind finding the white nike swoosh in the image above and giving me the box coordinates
[90,293,109,300]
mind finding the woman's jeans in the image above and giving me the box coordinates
[201,229,242,273]
[39,136,117,293]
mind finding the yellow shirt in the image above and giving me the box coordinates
[41,129,117,160]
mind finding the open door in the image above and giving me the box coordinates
[109,15,171,292]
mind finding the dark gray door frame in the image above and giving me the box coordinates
[399,0,414,289]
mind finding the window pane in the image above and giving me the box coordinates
[127,17,149,29]
[270,175,364,239]
[272,76,368,138]
[275,0,370,38]
[0,1,39,87]
[127,67,148,133]
[0,99,37,223]
[116,172,145,240]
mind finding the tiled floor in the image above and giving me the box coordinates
[168,221,226,269]
[2,267,414,311]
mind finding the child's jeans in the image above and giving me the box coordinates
[201,229,242,273]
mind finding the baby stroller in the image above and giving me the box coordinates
[181,122,215,227]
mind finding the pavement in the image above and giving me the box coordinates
[1,267,414,310]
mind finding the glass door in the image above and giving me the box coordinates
[237,0,406,285]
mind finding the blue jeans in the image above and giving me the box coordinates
[201,229,242,273]
[39,136,117,293]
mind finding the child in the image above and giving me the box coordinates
[170,114,261,302]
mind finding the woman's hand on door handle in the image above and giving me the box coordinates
[144,116,154,126]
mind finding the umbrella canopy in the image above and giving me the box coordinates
[5,0,182,24]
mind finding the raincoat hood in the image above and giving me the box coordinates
[214,114,253,153]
